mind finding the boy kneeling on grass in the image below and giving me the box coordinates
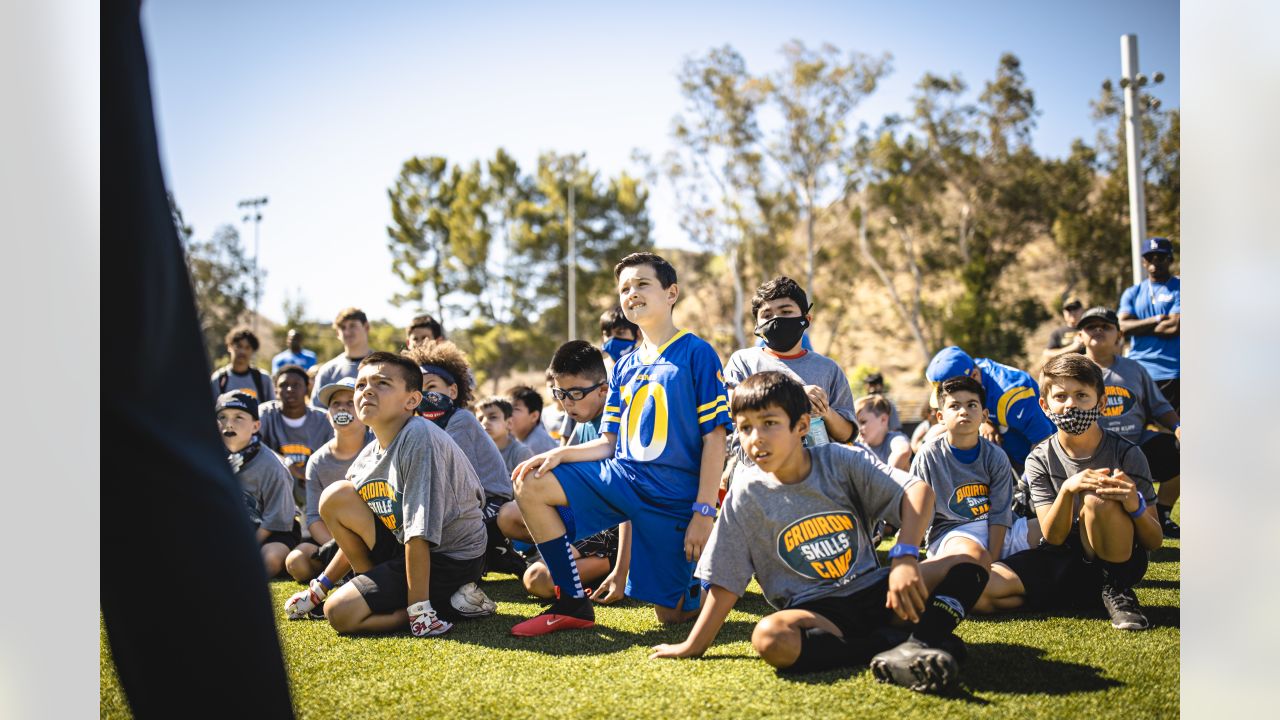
[283,352,493,637]
[651,371,989,694]
[974,354,1162,631]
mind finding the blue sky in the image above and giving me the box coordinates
[141,0,1178,330]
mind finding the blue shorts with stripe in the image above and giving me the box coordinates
[551,457,702,611]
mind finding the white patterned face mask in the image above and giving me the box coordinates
[1045,406,1102,435]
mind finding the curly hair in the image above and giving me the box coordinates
[403,340,473,408]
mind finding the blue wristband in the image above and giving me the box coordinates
[1128,494,1148,520]
[887,543,920,561]
[691,502,716,518]
[317,573,334,590]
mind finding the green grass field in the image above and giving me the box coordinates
[101,516,1179,718]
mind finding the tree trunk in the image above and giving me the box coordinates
[857,195,932,366]
[729,242,746,349]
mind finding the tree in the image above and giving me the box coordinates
[183,223,262,367]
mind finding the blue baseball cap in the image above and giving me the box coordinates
[925,346,976,383]
[317,376,358,408]
[1141,237,1173,257]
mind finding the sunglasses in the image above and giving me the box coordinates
[550,381,606,402]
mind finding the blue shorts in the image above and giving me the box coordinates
[551,458,702,611]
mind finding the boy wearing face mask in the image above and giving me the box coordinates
[725,277,857,450]
[973,354,1162,631]
[284,377,376,585]
[599,306,640,372]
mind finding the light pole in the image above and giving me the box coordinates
[238,196,268,334]
[567,181,576,341]
[1117,35,1165,286]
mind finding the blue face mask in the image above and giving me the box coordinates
[602,337,636,362]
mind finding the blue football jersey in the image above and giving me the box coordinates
[975,358,1055,465]
[602,330,732,476]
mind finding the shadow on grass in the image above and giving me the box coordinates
[963,642,1122,695]
[1140,578,1181,590]
[1150,546,1179,563]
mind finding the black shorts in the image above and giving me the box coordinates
[1140,432,1180,483]
[998,530,1148,612]
[261,520,301,550]
[787,573,894,641]
[482,494,510,522]
[1156,378,1180,414]
[574,526,620,566]
[350,520,484,621]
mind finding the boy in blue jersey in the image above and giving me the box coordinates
[509,252,731,636]
[924,346,1054,475]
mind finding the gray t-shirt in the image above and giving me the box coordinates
[445,410,513,500]
[258,401,334,487]
[856,430,910,467]
[697,443,917,610]
[909,436,1015,546]
[303,441,366,528]
[348,416,486,558]
[1024,430,1157,528]
[522,422,559,455]
[238,448,297,533]
[724,347,856,426]
[211,366,275,403]
[498,437,533,475]
[310,353,368,408]
[1097,355,1175,444]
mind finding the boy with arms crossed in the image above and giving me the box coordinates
[651,372,989,694]
[509,252,730,636]
[975,354,1162,630]
[216,391,297,577]
[283,352,491,635]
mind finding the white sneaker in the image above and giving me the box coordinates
[450,582,497,618]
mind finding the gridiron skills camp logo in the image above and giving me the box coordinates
[280,443,313,473]
[776,511,859,581]
[949,483,990,519]
[1102,385,1136,417]
[357,478,399,532]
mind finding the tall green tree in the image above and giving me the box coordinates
[183,223,262,366]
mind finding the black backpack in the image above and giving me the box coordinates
[215,365,268,399]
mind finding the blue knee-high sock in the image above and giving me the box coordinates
[535,533,585,600]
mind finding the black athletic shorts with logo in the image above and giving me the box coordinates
[998,528,1148,611]
[349,519,485,621]
[787,572,895,641]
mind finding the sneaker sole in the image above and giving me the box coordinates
[510,614,595,637]
[870,649,958,693]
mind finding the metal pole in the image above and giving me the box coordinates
[252,215,260,334]
[1121,34,1148,287]
[567,183,576,341]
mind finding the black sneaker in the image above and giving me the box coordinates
[1161,517,1180,539]
[869,638,960,693]
[1101,585,1150,631]
[487,542,529,576]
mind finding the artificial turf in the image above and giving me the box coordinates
[101,515,1179,718]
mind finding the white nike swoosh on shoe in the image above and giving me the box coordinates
[546,617,563,626]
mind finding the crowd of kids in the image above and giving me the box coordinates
[208,240,1179,694]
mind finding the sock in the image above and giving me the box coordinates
[1157,504,1173,523]
[786,627,900,674]
[911,563,989,644]
[534,534,586,600]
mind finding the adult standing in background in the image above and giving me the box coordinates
[272,328,318,374]
[1119,237,1181,412]
[310,307,372,408]
[1041,296,1086,364]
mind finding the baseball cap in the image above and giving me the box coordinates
[318,376,358,408]
[215,390,259,420]
[925,346,975,383]
[1076,306,1120,330]
[1061,295,1083,311]
[1141,237,1173,257]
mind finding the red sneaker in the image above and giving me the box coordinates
[510,591,595,637]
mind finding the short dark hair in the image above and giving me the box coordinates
[936,376,986,410]
[1039,354,1105,400]
[614,252,677,288]
[359,351,422,394]
[729,371,810,429]
[599,306,639,337]
[404,341,474,408]
[750,276,809,319]
[334,307,368,328]
[273,364,309,385]
[225,326,260,351]
[407,313,445,340]
[507,385,544,417]
[477,396,514,419]
[548,340,607,383]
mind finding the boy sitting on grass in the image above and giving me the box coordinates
[911,376,1035,566]
[412,341,524,576]
[216,391,298,578]
[283,352,492,636]
[477,397,533,476]
[509,252,730,636]
[974,354,1162,631]
[854,395,912,471]
[650,372,989,694]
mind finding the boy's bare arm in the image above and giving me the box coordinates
[987,523,1007,561]
[886,481,934,623]
[593,522,632,604]
[649,585,738,659]
[404,537,431,605]
[255,527,271,544]
[686,425,727,562]
[1037,469,1105,544]
[1153,314,1180,337]
[512,434,616,482]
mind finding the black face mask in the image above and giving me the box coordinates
[754,315,809,352]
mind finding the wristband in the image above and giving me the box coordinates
[1128,494,1147,520]
[317,573,334,591]
[887,543,920,561]
[691,501,716,518]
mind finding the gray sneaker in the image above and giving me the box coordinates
[869,638,959,693]
[1101,585,1150,631]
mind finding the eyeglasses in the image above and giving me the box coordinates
[550,381,606,402]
